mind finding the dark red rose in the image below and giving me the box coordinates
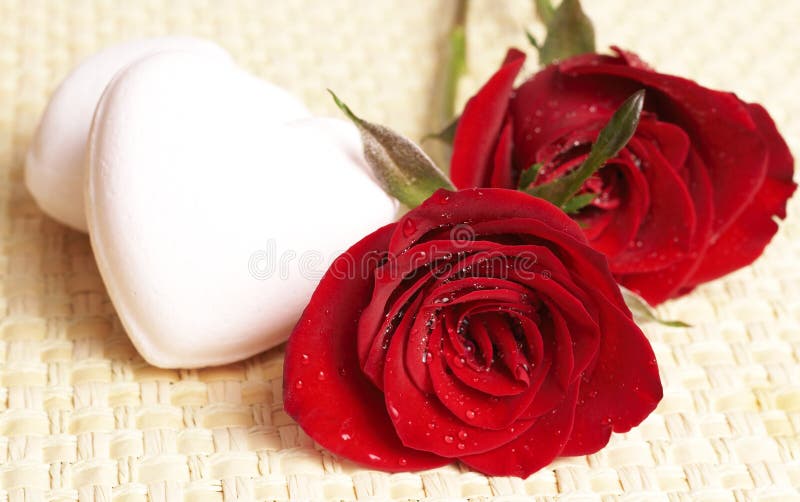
[451,47,796,305]
[284,188,662,477]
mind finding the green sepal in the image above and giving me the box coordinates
[562,192,597,213]
[525,89,645,209]
[538,0,595,65]
[534,0,555,25]
[422,116,460,146]
[329,90,455,208]
[525,29,540,50]
[517,163,543,189]
[620,286,692,328]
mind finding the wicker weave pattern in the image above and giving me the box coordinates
[0,0,799,500]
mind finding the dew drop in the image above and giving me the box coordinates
[399,458,408,467]
[300,354,310,365]
[317,371,326,381]
[457,443,466,450]
[444,435,455,444]
[294,380,303,389]
[368,453,382,462]
[427,422,437,430]
[458,430,469,440]
[465,410,476,420]
[402,218,417,237]
[338,367,347,377]
[454,357,465,368]
[388,404,400,419]
[341,433,352,441]
[533,127,542,134]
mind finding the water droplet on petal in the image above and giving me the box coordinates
[338,367,347,377]
[368,453,381,462]
[300,354,310,365]
[458,430,469,440]
[341,433,352,441]
[457,443,466,450]
[402,218,417,237]
[399,458,408,466]
[388,404,400,419]
[444,435,455,444]
[294,380,303,389]
[427,422,437,430]
[317,371,326,381]
[465,410,476,420]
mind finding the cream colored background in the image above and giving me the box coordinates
[1,0,799,500]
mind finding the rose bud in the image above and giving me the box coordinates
[284,188,662,477]
[450,47,796,305]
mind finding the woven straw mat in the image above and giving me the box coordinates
[1,0,800,500]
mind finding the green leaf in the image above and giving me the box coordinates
[421,116,460,146]
[518,163,543,189]
[562,192,597,213]
[526,89,645,208]
[534,0,555,25]
[620,286,692,328]
[329,90,455,208]
[538,0,595,65]
[525,29,540,50]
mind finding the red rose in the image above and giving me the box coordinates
[451,47,796,305]
[284,188,662,477]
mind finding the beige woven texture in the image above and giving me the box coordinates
[1,0,799,500]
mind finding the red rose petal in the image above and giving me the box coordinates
[510,63,642,171]
[468,217,627,309]
[443,330,527,397]
[561,296,662,456]
[284,224,449,472]
[460,384,580,477]
[618,150,714,304]
[563,50,770,236]
[490,117,516,188]
[427,319,550,431]
[636,120,690,170]
[483,314,535,382]
[685,102,796,286]
[451,49,526,188]
[384,312,535,457]
[608,136,696,274]
[583,152,650,258]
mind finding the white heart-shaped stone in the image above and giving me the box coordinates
[25,36,309,231]
[86,50,396,368]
